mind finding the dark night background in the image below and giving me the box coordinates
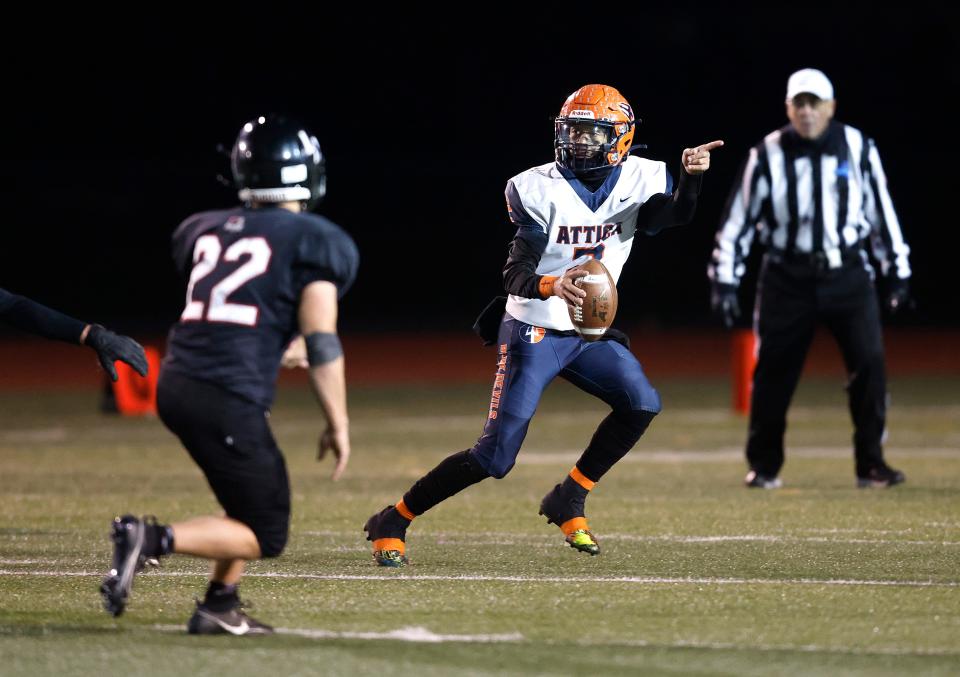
[2,8,957,337]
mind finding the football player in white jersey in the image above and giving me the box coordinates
[364,84,722,565]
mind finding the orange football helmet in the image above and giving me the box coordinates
[555,84,636,172]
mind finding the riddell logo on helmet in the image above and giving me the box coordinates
[568,110,596,119]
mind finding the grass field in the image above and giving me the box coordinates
[1,375,958,676]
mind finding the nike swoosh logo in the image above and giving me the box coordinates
[198,609,250,635]
[619,197,630,202]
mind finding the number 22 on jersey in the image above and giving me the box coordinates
[181,235,272,326]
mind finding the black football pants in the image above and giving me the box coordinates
[157,369,291,557]
[746,255,887,477]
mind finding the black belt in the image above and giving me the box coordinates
[767,247,862,271]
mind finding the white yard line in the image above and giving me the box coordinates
[302,530,960,547]
[0,428,68,443]
[2,569,956,587]
[153,623,523,643]
[517,447,960,463]
[578,636,960,658]
[147,623,958,656]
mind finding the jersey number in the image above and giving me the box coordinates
[573,243,605,260]
[181,235,273,326]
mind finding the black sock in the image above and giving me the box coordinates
[576,410,656,482]
[143,523,175,558]
[203,581,239,611]
[402,449,490,516]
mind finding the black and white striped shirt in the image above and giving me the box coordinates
[709,121,910,285]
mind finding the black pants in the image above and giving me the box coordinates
[746,254,887,477]
[157,369,291,558]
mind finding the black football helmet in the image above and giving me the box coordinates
[231,115,327,209]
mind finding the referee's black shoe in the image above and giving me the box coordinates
[857,463,906,488]
[744,470,782,489]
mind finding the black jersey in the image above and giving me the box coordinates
[162,206,358,407]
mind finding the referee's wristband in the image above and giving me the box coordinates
[304,332,343,366]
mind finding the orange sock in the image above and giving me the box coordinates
[560,517,590,536]
[373,538,405,554]
[569,467,596,491]
[395,499,416,521]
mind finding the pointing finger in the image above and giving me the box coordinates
[698,140,724,152]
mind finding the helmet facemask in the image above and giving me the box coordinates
[556,120,620,172]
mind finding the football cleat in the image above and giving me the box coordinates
[100,514,150,617]
[744,470,782,489]
[565,527,601,556]
[363,506,410,567]
[187,601,273,636]
[857,463,906,488]
[539,483,600,555]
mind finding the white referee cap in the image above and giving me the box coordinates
[786,68,834,102]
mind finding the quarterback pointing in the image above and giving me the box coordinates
[365,84,722,565]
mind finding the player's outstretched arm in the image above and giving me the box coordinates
[1,287,147,381]
[299,280,350,481]
[81,324,149,381]
[637,139,725,234]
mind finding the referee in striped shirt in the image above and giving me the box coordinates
[708,68,910,489]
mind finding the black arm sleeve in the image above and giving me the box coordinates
[0,288,86,343]
[502,226,549,298]
[636,170,703,235]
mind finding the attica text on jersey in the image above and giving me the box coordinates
[555,223,622,245]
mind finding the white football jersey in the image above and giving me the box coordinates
[505,156,672,330]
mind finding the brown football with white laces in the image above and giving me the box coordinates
[567,258,618,341]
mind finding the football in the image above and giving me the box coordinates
[567,258,618,341]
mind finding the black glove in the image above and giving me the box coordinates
[886,277,911,314]
[710,282,741,329]
[84,324,149,381]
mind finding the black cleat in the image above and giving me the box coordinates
[187,601,274,636]
[363,506,410,567]
[857,463,906,488]
[744,470,782,489]
[539,482,600,555]
[100,514,149,617]
[539,482,587,527]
